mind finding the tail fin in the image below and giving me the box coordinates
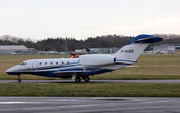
[113,34,163,60]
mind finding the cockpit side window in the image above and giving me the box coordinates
[19,62,27,66]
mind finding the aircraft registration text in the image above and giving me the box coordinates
[121,49,134,53]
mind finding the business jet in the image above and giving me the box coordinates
[6,34,163,83]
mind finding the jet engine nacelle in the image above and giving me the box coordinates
[79,54,116,66]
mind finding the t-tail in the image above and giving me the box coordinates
[113,34,163,61]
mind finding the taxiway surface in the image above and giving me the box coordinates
[0,80,180,83]
[0,97,180,113]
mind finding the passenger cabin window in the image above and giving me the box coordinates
[39,62,42,65]
[62,61,64,64]
[56,62,58,65]
[67,61,69,64]
[45,62,47,65]
[51,62,53,65]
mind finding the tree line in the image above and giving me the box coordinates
[0,34,180,51]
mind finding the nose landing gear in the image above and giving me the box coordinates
[17,75,21,82]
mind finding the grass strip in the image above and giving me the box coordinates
[1,83,180,97]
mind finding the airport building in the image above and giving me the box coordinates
[75,48,120,54]
[152,44,180,53]
[89,48,120,54]
[38,51,60,54]
[75,49,87,54]
[0,45,36,54]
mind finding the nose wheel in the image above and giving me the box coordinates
[17,75,21,82]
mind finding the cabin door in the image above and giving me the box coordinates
[32,61,38,71]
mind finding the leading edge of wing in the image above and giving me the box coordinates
[52,69,84,74]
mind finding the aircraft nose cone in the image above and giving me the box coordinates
[6,69,9,73]
[5,66,21,75]
[6,68,11,73]
[5,66,17,74]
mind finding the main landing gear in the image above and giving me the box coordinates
[17,75,21,82]
[75,77,81,83]
[72,74,90,83]
[84,76,90,82]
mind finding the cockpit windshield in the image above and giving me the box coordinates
[19,62,27,66]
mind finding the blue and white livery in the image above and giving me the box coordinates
[6,34,163,83]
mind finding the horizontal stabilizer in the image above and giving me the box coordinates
[125,35,163,45]
[135,37,153,42]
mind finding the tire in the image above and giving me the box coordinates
[75,77,81,83]
[17,79,21,82]
[84,76,90,82]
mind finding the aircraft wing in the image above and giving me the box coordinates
[52,68,84,75]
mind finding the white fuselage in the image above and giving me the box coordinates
[6,55,135,78]
[5,34,163,82]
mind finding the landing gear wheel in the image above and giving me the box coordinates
[75,77,81,83]
[84,76,90,82]
[17,79,21,82]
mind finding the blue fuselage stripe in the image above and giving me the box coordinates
[7,61,133,78]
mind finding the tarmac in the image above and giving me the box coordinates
[0,97,180,113]
[0,80,180,113]
[1,79,180,83]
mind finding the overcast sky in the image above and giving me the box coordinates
[0,0,180,40]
